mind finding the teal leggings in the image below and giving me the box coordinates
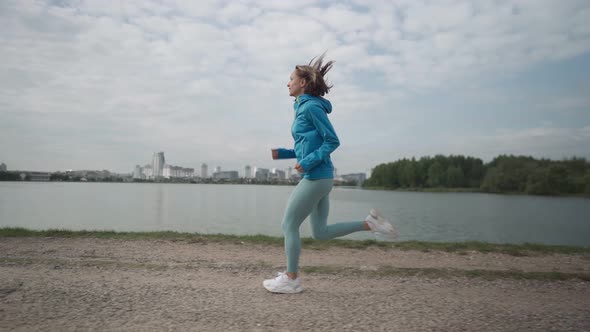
[282,178,366,273]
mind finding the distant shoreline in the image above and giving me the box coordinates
[1,227,589,254]
[2,179,589,198]
[362,185,590,198]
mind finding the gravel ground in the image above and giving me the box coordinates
[1,237,589,331]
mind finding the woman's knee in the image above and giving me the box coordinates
[311,229,329,241]
[282,218,298,235]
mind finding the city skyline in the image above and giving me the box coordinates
[130,151,358,180]
[0,155,366,178]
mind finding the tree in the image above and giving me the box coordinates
[400,159,418,188]
[481,167,500,192]
[547,164,570,194]
[364,154,589,196]
[427,161,445,187]
[525,168,554,195]
[481,155,537,192]
[446,165,465,188]
[466,158,485,188]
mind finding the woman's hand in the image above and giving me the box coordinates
[294,163,304,173]
[271,149,278,160]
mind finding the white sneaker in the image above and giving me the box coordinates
[263,272,303,294]
[365,208,397,238]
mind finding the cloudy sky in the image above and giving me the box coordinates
[1,0,589,175]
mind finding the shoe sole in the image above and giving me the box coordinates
[263,285,304,294]
[262,280,304,294]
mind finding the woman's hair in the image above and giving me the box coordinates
[295,52,334,96]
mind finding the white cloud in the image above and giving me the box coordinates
[444,126,590,161]
[0,0,589,173]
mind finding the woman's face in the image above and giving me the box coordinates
[287,70,306,97]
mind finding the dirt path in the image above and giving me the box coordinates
[1,237,589,331]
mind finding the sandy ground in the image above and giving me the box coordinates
[1,237,589,331]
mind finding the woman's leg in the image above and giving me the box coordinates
[309,193,366,240]
[282,179,332,274]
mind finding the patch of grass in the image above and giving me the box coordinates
[362,186,483,193]
[3,252,589,282]
[1,257,34,265]
[300,265,351,275]
[385,240,590,256]
[0,227,282,244]
[1,256,168,271]
[301,265,590,282]
[1,227,588,256]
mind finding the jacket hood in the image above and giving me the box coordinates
[296,94,332,114]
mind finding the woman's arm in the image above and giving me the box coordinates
[298,105,340,172]
[271,148,296,160]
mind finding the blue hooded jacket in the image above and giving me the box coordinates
[276,94,340,180]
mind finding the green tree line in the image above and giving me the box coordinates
[364,155,590,196]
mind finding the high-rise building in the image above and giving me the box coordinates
[341,173,367,185]
[213,171,239,181]
[163,164,195,178]
[255,167,270,181]
[152,152,165,179]
[143,164,153,179]
[201,163,208,178]
[0,163,6,172]
[271,168,286,180]
[163,164,171,179]
[286,166,292,179]
[245,165,252,179]
[133,165,143,179]
[214,166,221,173]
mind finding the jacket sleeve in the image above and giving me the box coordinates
[298,105,340,172]
[276,148,296,159]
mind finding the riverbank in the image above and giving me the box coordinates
[3,227,590,255]
[3,178,590,198]
[1,233,589,331]
[362,185,590,198]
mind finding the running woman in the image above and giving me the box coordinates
[264,53,397,294]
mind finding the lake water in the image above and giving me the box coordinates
[1,182,589,246]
